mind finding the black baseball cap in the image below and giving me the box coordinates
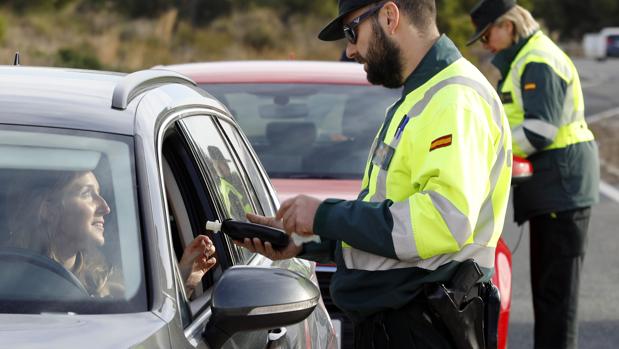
[318,0,380,41]
[467,0,516,46]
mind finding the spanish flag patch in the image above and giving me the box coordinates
[430,134,452,152]
[524,82,537,91]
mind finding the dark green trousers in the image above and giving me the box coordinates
[530,207,591,349]
[353,297,454,349]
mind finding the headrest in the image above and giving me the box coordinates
[266,122,317,149]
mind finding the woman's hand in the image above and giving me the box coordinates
[179,235,216,297]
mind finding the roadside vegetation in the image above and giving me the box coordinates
[0,1,342,71]
[0,0,615,73]
[0,0,524,72]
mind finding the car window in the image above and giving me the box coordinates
[0,126,146,314]
[161,142,214,326]
[218,118,277,216]
[204,83,400,179]
[171,115,274,348]
[180,115,260,263]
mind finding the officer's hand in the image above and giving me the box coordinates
[236,213,301,260]
[233,236,302,260]
[276,195,321,237]
[246,212,284,230]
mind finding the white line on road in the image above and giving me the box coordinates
[600,181,619,203]
[588,107,619,202]
[588,106,619,124]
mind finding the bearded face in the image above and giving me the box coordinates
[359,18,405,89]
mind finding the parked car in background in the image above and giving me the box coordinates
[0,66,336,349]
[583,27,619,60]
[165,60,514,349]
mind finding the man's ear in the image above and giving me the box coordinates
[382,1,400,35]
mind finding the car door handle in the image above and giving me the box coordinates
[267,327,287,348]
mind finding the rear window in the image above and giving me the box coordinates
[0,126,146,314]
[204,83,399,179]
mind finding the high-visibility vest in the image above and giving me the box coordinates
[219,177,252,215]
[500,31,594,157]
[344,57,512,271]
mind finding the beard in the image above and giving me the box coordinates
[359,19,404,88]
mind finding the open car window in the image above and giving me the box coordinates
[179,115,264,264]
[160,127,224,307]
[0,126,146,314]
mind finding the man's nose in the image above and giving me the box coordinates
[346,43,357,60]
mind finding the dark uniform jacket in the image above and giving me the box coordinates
[493,32,600,224]
[300,36,495,323]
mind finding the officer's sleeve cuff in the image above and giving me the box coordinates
[313,198,345,239]
[298,239,336,264]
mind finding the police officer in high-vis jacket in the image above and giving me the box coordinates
[467,1,600,348]
[238,0,512,348]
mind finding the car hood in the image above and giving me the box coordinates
[0,312,170,348]
[271,179,361,202]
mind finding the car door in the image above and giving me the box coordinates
[179,113,336,349]
[159,108,333,349]
[158,113,270,349]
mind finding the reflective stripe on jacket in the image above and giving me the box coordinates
[500,31,594,157]
[342,57,512,272]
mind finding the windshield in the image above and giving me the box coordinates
[204,83,400,179]
[0,126,146,314]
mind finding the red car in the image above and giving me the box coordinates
[165,60,514,349]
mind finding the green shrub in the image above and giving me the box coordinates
[55,47,102,69]
[0,15,5,43]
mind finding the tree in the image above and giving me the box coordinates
[533,0,619,39]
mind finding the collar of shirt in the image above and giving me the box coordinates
[492,30,540,78]
[401,34,462,98]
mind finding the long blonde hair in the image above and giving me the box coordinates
[6,170,112,297]
[497,5,540,43]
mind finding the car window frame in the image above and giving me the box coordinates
[178,114,267,265]
[154,109,232,341]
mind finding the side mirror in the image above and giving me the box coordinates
[203,266,320,349]
[511,156,533,185]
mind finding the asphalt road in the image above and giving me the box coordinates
[505,58,619,348]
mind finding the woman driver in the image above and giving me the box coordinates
[6,170,216,298]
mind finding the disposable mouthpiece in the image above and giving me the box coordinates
[205,220,222,232]
[291,233,321,246]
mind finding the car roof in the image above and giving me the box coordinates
[0,66,135,135]
[163,60,371,85]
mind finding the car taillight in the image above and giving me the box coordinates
[512,156,533,178]
[496,252,512,310]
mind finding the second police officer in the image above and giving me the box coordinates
[467,0,600,348]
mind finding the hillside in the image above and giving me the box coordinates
[0,3,344,71]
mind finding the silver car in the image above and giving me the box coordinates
[0,66,337,349]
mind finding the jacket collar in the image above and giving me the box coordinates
[492,30,540,78]
[401,34,462,97]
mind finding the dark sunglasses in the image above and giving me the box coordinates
[343,1,387,44]
[480,24,494,44]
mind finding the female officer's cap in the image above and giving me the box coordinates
[467,0,516,46]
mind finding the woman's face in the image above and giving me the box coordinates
[481,21,514,54]
[58,172,111,249]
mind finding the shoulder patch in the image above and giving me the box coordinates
[524,82,537,91]
[430,134,452,152]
